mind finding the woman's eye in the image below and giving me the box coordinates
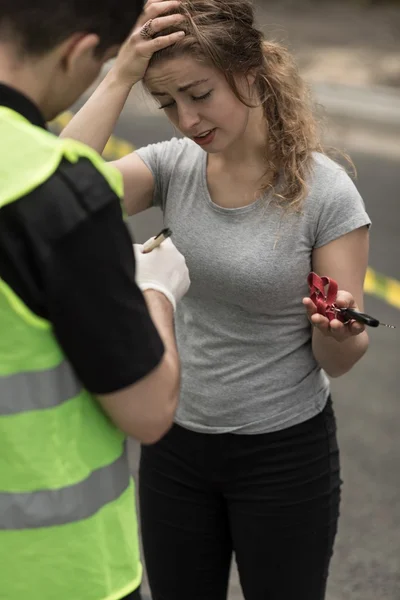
[193,91,212,101]
[158,90,212,110]
[158,100,176,110]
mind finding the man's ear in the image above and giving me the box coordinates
[59,33,101,73]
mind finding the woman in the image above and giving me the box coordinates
[62,1,371,598]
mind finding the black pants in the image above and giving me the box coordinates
[139,398,341,600]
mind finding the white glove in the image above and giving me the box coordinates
[133,238,190,310]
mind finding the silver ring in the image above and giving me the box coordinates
[140,19,154,39]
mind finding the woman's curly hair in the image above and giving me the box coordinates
[148,0,334,211]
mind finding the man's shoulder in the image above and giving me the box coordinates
[55,156,120,210]
[5,156,122,245]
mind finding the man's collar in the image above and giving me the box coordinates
[0,83,47,129]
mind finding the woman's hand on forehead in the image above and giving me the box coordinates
[111,0,186,88]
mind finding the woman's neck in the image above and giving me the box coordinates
[214,104,268,169]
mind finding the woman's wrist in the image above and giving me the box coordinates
[312,329,369,378]
[107,62,141,93]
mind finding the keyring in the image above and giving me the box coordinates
[140,19,154,39]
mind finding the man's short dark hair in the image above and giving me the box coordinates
[0,0,144,56]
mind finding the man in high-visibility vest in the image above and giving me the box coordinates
[0,2,190,599]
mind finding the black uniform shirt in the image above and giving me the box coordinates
[0,84,164,394]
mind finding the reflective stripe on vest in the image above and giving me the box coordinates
[0,449,130,530]
[0,360,81,415]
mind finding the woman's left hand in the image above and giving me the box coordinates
[302,291,365,342]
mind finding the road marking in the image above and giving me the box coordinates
[51,112,400,312]
[365,268,400,311]
[50,111,135,160]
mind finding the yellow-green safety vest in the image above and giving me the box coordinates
[0,107,141,600]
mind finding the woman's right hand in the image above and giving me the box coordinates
[112,0,186,89]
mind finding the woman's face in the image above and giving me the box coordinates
[144,56,253,153]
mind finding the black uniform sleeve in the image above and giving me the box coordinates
[45,198,165,394]
[0,157,165,394]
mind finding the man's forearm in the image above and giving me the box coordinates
[143,289,180,396]
[60,69,133,154]
[95,290,181,445]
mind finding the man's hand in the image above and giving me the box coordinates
[134,237,190,310]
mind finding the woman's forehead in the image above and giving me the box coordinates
[145,57,215,91]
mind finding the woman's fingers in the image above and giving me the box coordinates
[312,315,365,341]
[112,5,185,86]
[302,297,317,317]
[304,290,365,340]
[303,299,365,340]
[334,290,356,311]
[134,7,186,57]
[142,29,186,54]
[310,313,331,335]
[349,320,365,335]
[136,0,182,29]
[137,13,186,46]
[145,12,186,35]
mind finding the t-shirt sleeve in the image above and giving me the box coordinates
[313,165,371,248]
[135,137,186,211]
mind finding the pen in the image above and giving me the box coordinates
[142,228,172,254]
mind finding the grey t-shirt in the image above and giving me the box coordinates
[136,138,371,434]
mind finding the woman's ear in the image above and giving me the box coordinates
[246,69,257,86]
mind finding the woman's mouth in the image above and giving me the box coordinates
[193,129,216,146]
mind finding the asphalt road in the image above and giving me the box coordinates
[105,109,400,600]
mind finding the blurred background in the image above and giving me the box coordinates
[52,1,400,598]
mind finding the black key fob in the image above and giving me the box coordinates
[339,307,380,327]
